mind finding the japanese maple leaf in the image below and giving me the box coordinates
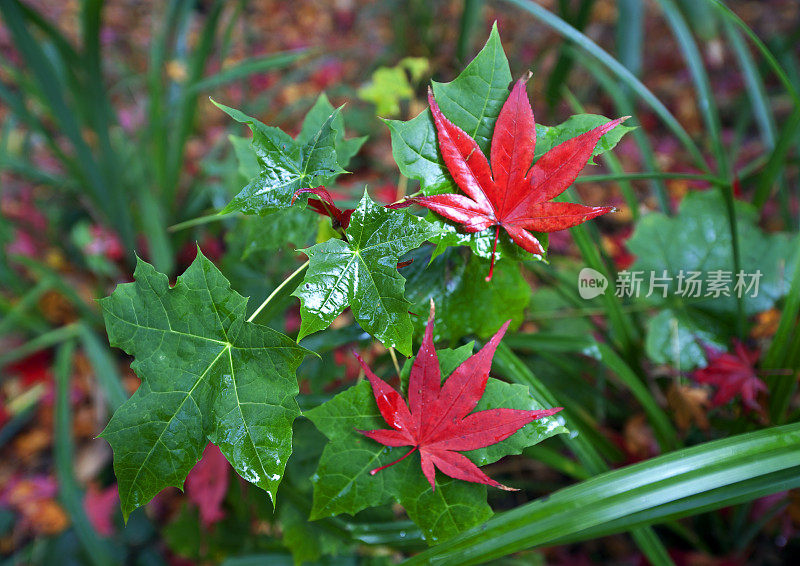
[409,74,626,279]
[356,303,562,490]
[692,340,766,411]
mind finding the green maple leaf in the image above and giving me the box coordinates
[298,93,367,168]
[304,344,567,543]
[403,247,531,343]
[99,252,309,520]
[627,190,799,369]
[292,191,439,355]
[215,99,349,216]
[384,24,630,262]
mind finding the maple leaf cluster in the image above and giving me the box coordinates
[357,303,562,490]
[401,74,625,279]
[692,340,767,411]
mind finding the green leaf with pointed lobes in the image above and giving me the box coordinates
[99,251,310,520]
[292,191,439,355]
[213,99,350,216]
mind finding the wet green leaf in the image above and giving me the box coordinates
[99,252,309,519]
[403,247,531,343]
[215,100,348,216]
[293,191,439,355]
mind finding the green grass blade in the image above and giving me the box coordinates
[765,246,800,422]
[505,333,678,451]
[404,424,800,565]
[78,324,128,412]
[616,0,644,78]
[54,341,116,566]
[725,22,776,148]
[493,344,673,565]
[656,0,727,177]
[0,323,81,367]
[574,55,673,213]
[503,0,708,172]
[185,49,310,94]
[456,0,484,62]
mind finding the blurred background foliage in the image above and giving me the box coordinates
[1,0,799,564]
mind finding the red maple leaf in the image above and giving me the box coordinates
[692,340,767,411]
[356,303,562,490]
[407,74,626,280]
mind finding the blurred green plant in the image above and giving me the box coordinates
[0,0,306,274]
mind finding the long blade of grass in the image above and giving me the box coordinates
[0,0,135,249]
[78,324,129,412]
[502,0,708,172]
[707,0,800,214]
[655,0,727,176]
[654,0,745,336]
[544,0,595,107]
[505,333,678,451]
[54,341,115,566]
[0,323,81,367]
[164,0,224,210]
[765,245,800,422]
[185,49,310,95]
[456,0,484,62]
[404,423,800,565]
[573,54,673,213]
[616,0,644,78]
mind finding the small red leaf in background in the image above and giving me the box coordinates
[404,75,624,279]
[185,443,230,527]
[357,302,562,490]
[84,483,119,536]
[692,340,766,411]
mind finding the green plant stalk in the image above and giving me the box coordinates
[248,260,310,324]
[54,341,115,566]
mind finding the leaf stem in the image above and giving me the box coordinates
[247,260,310,323]
[370,446,418,475]
[486,225,500,282]
[388,347,401,376]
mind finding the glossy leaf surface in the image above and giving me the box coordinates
[292,191,438,355]
[407,78,622,277]
[99,252,308,519]
[215,98,352,216]
[385,26,629,266]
